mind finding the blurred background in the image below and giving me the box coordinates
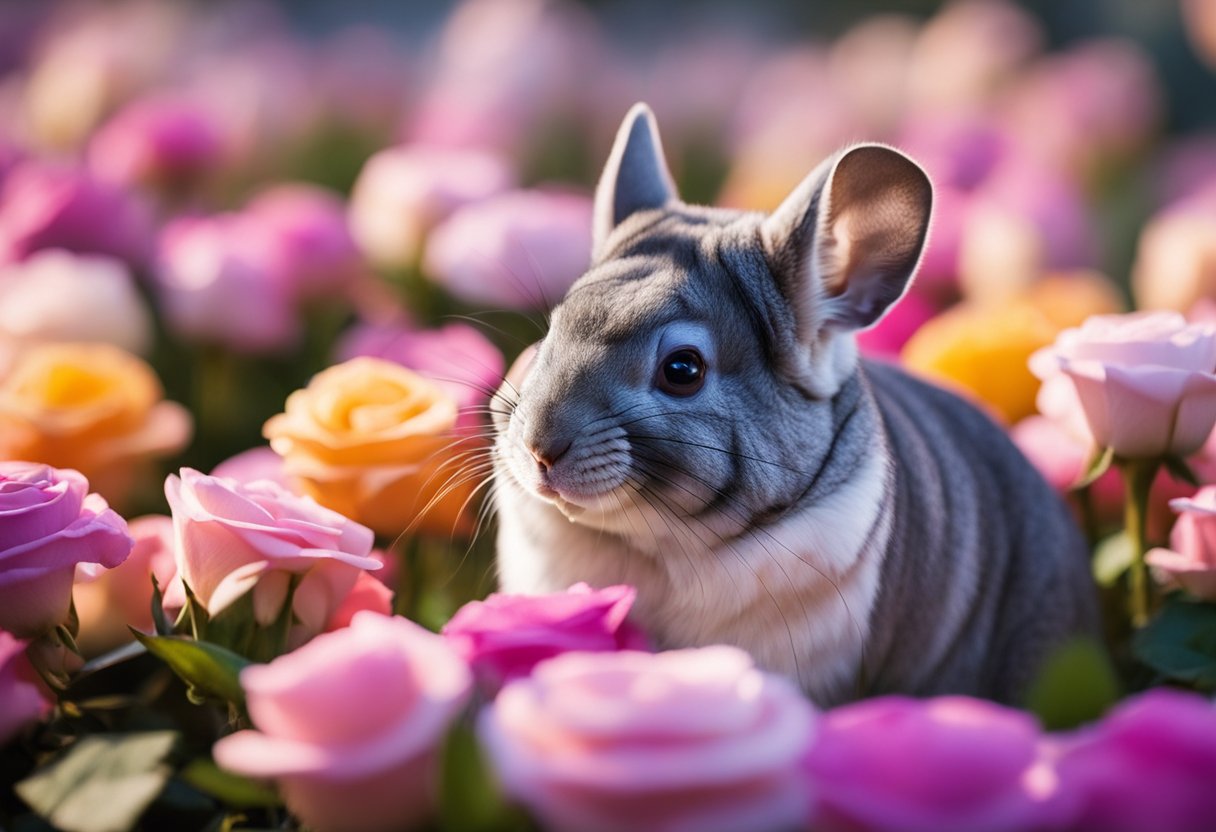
[2,0,1216,529]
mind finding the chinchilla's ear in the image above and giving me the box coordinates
[592,102,678,260]
[761,144,933,336]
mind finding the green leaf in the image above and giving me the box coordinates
[438,722,528,832]
[1072,445,1114,489]
[131,631,251,706]
[1092,531,1135,587]
[1134,596,1216,691]
[15,732,178,832]
[179,759,281,809]
[150,574,175,637]
[1023,638,1120,731]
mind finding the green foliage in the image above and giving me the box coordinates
[1023,638,1120,731]
[1133,594,1216,691]
[1073,445,1114,489]
[1092,531,1135,587]
[179,759,281,810]
[130,631,250,707]
[438,722,532,832]
[15,732,178,832]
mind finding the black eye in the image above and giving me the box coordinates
[657,348,706,395]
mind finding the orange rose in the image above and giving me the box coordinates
[0,342,191,502]
[264,357,480,539]
[901,273,1123,424]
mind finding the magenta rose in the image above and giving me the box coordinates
[443,583,647,691]
[164,468,379,638]
[0,160,152,267]
[214,612,472,832]
[0,631,52,745]
[88,94,231,190]
[1054,688,1216,832]
[1030,311,1216,459]
[1146,486,1216,600]
[805,696,1071,832]
[336,321,505,430]
[0,462,132,637]
[424,188,592,309]
[478,646,816,832]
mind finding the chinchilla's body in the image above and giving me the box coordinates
[491,104,1099,706]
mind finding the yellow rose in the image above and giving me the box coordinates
[264,357,480,539]
[901,273,1123,424]
[0,342,191,502]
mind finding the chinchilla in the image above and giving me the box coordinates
[490,103,1099,706]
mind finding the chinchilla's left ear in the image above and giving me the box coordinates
[592,102,678,260]
[761,144,933,336]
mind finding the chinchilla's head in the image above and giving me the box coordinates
[494,103,932,546]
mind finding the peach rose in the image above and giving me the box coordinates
[0,343,192,504]
[214,612,472,832]
[264,358,479,538]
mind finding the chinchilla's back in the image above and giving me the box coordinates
[859,360,1099,701]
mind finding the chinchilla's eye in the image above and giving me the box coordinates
[657,348,706,396]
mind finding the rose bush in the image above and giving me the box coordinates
[214,611,472,832]
[264,357,477,537]
[165,467,380,638]
[0,462,132,637]
[478,646,816,832]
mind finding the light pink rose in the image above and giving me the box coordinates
[0,249,152,354]
[805,696,1071,832]
[0,160,152,267]
[155,214,299,354]
[1146,486,1216,600]
[442,583,647,692]
[478,646,816,832]
[0,462,132,637]
[164,468,379,638]
[73,514,180,656]
[211,447,296,493]
[335,321,505,430]
[244,184,364,301]
[214,611,472,832]
[424,188,592,309]
[1054,688,1216,832]
[87,94,231,190]
[0,631,52,745]
[348,144,515,271]
[1029,312,1216,459]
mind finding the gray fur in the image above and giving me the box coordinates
[492,104,1099,705]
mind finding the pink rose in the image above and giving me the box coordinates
[1029,312,1216,459]
[424,188,592,309]
[0,631,52,745]
[211,447,296,493]
[1054,688,1216,832]
[214,612,472,832]
[0,160,152,267]
[87,94,231,190]
[73,514,179,656]
[164,468,379,638]
[0,462,132,637]
[478,646,816,832]
[1146,486,1216,600]
[335,321,505,430]
[805,696,1070,832]
[856,289,938,358]
[325,571,394,632]
[442,583,647,691]
[154,214,299,354]
[0,249,152,354]
[348,144,515,270]
[244,184,364,301]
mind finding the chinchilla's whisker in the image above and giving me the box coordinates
[444,310,545,344]
[629,427,815,477]
[621,479,707,604]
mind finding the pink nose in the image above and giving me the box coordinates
[531,440,571,474]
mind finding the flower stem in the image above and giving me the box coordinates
[1119,458,1159,628]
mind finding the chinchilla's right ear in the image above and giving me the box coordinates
[592,102,678,260]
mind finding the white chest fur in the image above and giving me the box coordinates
[495,448,891,704]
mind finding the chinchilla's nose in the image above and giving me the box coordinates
[530,438,572,474]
